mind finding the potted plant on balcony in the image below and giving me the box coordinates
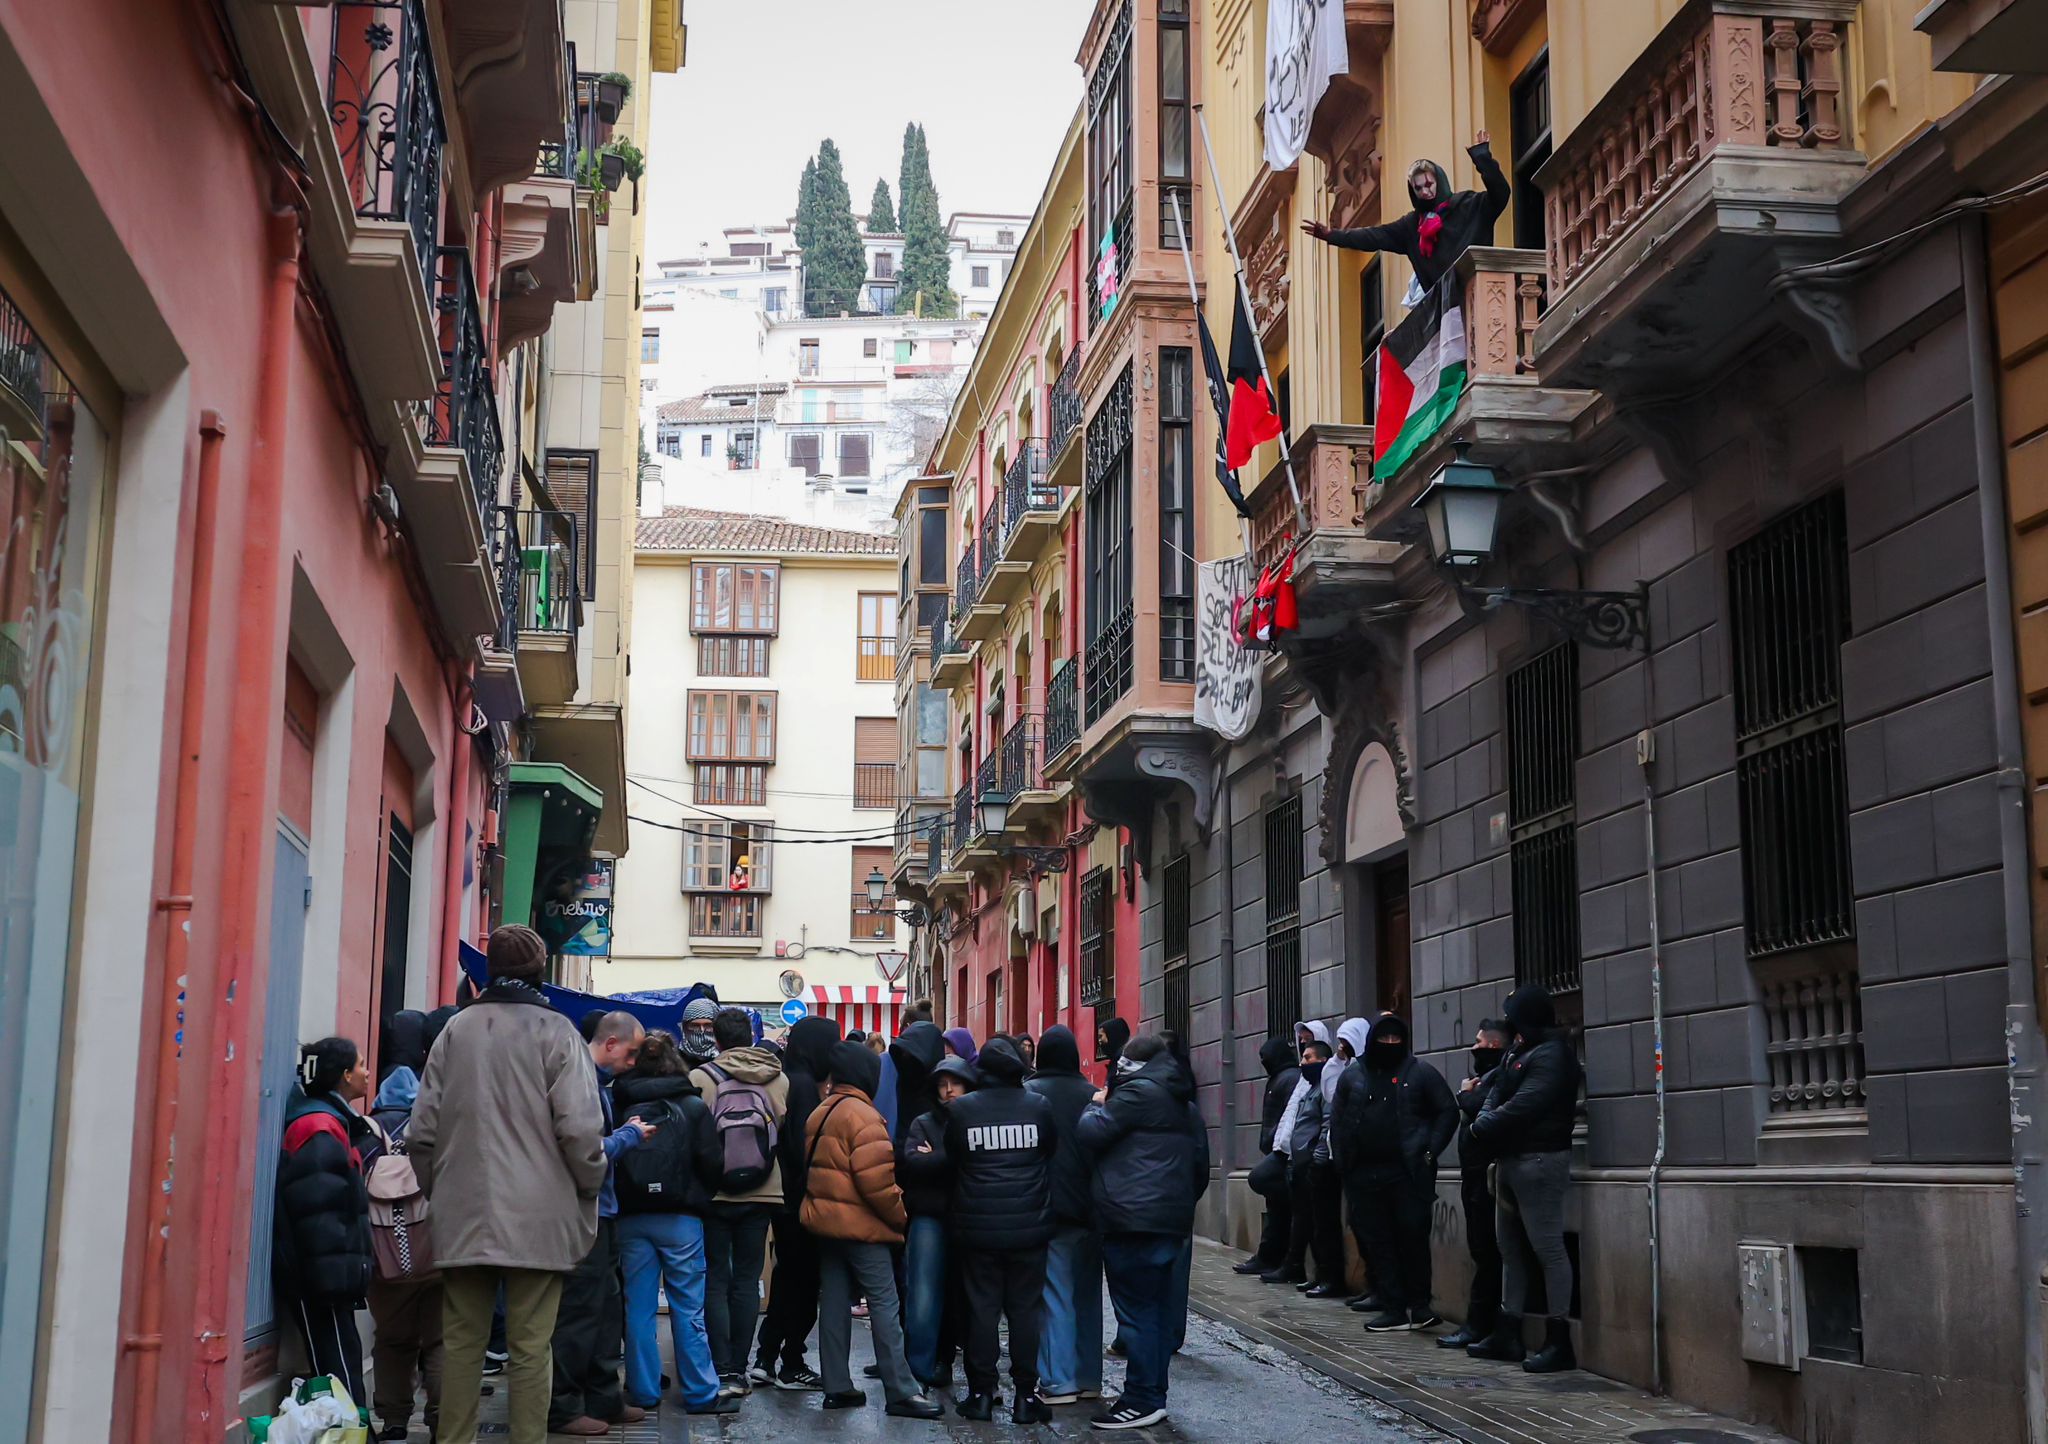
[576,152,612,220]
[601,137,645,188]
[593,71,633,125]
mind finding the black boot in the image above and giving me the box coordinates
[1466,1313,1525,1363]
[1437,1312,1494,1349]
[956,1393,996,1421]
[1232,1255,1269,1275]
[1013,1393,1054,1425]
[1523,1317,1576,1374]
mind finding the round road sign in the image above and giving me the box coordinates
[780,997,810,1026]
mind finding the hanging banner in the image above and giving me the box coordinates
[1264,0,1349,172]
[1194,555,1262,742]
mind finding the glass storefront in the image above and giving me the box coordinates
[0,280,107,1436]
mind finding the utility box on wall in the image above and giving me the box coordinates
[1738,1242,1804,1371]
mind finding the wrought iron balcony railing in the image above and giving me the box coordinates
[329,0,446,305]
[954,544,978,625]
[1087,191,1135,333]
[974,748,1004,824]
[1001,441,1056,546]
[1001,717,1042,796]
[1048,343,1085,463]
[1045,657,1079,761]
[510,508,582,637]
[976,505,1001,599]
[951,781,975,862]
[424,247,506,519]
[1083,605,1134,727]
[0,289,49,450]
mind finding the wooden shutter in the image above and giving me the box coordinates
[544,450,598,599]
[852,845,894,937]
[839,433,871,478]
[855,716,893,765]
[788,433,820,475]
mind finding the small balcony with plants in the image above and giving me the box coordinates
[498,44,596,354]
[507,508,583,705]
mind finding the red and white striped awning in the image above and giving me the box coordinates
[810,985,907,1040]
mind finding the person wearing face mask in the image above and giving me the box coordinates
[1268,1037,1343,1290]
[1234,1035,1303,1276]
[1330,1014,1456,1333]
[679,996,722,1068]
[1297,1018,1369,1301]
[1438,1021,1511,1351]
[1299,134,1511,302]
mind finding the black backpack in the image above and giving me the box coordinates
[614,1098,691,1212]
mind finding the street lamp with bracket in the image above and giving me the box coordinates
[1412,444,1648,651]
[976,789,1070,876]
[859,866,930,930]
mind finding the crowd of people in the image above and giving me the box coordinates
[1239,987,1582,1373]
[266,924,1211,1439]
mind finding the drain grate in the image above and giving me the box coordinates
[1629,1432,1754,1444]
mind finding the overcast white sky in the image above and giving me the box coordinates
[638,0,1099,266]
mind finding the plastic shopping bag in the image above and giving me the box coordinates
[259,1376,369,1444]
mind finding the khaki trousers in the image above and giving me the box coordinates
[437,1266,563,1444]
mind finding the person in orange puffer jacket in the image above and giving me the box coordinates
[799,1042,942,1419]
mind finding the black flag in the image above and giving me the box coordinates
[1198,309,1253,519]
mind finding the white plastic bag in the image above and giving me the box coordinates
[265,1377,367,1444]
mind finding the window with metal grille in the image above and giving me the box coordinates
[1264,797,1303,1030]
[1163,852,1191,1044]
[1730,491,1854,957]
[543,449,599,599]
[1159,349,1196,682]
[1158,0,1191,249]
[1086,0,1133,330]
[1085,366,1135,724]
[1080,866,1113,1010]
[1506,645,1582,996]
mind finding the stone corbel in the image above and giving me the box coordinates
[1135,740,1219,837]
[1470,0,1545,56]
[1771,279,1863,375]
[1306,3,1393,231]
[1614,397,1701,494]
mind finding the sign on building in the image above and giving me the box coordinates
[546,859,615,957]
[1194,555,1262,742]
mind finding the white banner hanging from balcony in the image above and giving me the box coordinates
[1195,555,1262,742]
[1264,0,1349,173]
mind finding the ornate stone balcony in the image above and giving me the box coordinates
[1532,0,1863,391]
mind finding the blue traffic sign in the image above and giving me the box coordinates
[780,997,809,1026]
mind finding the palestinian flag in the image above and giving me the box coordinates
[1373,279,1467,479]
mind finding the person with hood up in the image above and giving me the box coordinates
[942,1025,980,1067]
[1300,134,1511,300]
[679,995,722,1067]
[1294,1017,1370,1301]
[1438,1020,1511,1352]
[1265,1023,1337,1288]
[378,1008,430,1083]
[364,1064,443,1441]
[688,1008,792,1389]
[1094,1017,1131,1089]
[800,1041,944,1418]
[899,1054,977,1388]
[939,1035,1059,1424]
[1025,1025,1103,1404]
[1235,1035,1303,1276]
[749,1014,839,1392]
[1466,984,1582,1373]
[1331,1015,1456,1332]
[611,1032,739,1417]
[1074,1034,1208,1431]
[409,925,608,1444]
[275,1037,375,1405]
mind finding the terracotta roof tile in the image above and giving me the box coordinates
[657,384,788,424]
[635,507,894,556]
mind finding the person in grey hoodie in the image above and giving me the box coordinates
[1270,1034,1342,1290]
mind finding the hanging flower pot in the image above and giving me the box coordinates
[599,152,627,192]
[593,71,632,125]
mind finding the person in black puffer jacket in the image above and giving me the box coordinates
[275,1037,375,1403]
[897,1055,975,1388]
[939,1036,1058,1423]
[1301,137,1511,296]
[1236,1035,1301,1277]
[1436,1019,1510,1352]
[753,1014,839,1389]
[1466,985,1582,1373]
[1074,1036,1207,1430]
[1024,1026,1101,1401]
[612,1032,735,1415]
[1330,1014,1456,1332]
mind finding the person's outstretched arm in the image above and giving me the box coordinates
[1470,131,1511,223]
[1302,214,1412,254]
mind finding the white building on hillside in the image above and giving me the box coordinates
[606,508,908,1025]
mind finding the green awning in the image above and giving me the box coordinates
[501,761,604,934]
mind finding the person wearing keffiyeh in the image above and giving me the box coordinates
[1300,134,1511,299]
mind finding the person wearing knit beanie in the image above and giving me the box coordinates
[682,996,722,1063]
[487,923,548,983]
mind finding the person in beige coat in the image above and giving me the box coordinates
[408,926,605,1444]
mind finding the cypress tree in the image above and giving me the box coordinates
[895,123,957,318]
[793,155,819,254]
[804,139,867,317]
[868,179,897,234]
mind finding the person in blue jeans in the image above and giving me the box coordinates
[897,1053,975,1387]
[611,1032,741,1417]
[1026,1025,1103,1404]
[1075,1034,1209,1431]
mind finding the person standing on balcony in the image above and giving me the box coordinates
[1300,134,1511,299]
[1466,985,1582,1373]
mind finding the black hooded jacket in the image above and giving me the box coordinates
[612,1071,723,1215]
[1324,143,1511,292]
[1471,985,1581,1156]
[1025,1026,1099,1227]
[940,1036,1058,1248]
[1257,1036,1302,1155]
[889,1021,945,1142]
[1330,1015,1456,1180]
[779,1016,843,1205]
[898,1055,976,1218]
[379,1009,430,1082]
[1076,1052,1209,1237]
[1096,1016,1131,1092]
